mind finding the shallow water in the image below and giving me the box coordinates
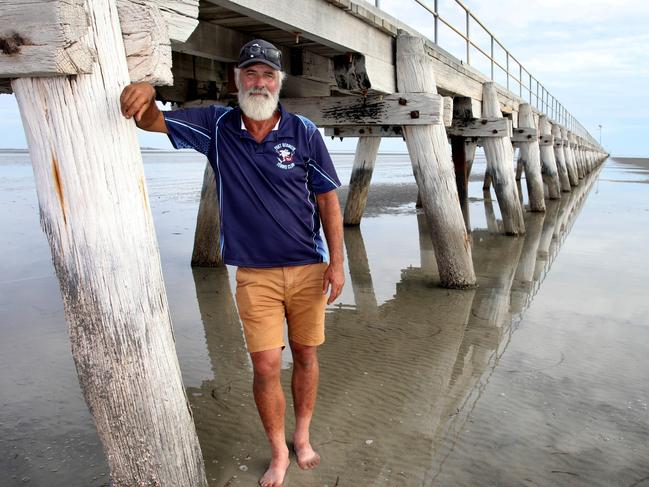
[1,152,648,486]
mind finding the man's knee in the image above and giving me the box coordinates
[251,349,282,381]
[290,341,318,369]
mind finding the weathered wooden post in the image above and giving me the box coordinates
[396,35,475,288]
[551,123,571,192]
[451,136,471,230]
[192,161,222,266]
[538,115,561,199]
[561,127,578,186]
[516,103,545,212]
[343,136,381,225]
[573,134,585,179]
[344,227,379,313]
[2,0,208,485]
[481,82,525,235]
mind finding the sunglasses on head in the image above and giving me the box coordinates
[242,44,282,66]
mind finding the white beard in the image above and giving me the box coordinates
[238,87,279,121]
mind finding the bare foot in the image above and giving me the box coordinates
[293,441,321,470]
[259,455,290,487]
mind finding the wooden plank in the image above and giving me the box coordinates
[0,0,93,77]
[290,47,335,84]
[447,118,512,138]
[205,0,396,92]
[117,0,172,85]
[539,134,554,146]
[146,0,199,43]
[443,96,453,127]
[281,93,443,126]
[324,125,403,137]
[171,20,250,61]
[282,75,332,97]
[511,127,538,143]
[171,51,227,82]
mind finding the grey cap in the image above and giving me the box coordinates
[237,39,282,71]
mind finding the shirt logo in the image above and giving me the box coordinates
[274,143,296,170]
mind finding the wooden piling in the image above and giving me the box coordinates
[191,161,222,266]
[344,227,379,313]
[396,35,475,288]
[573,134,584,179]
[343,136,381,226]
[538,115,561,199]
[481,82,525,235]
[551,123,571,192]
[9,1,208,485]
[517,103,545,212]
[451,136,471,230]
[562,127,579,186]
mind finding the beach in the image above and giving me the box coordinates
[1,151,648,486]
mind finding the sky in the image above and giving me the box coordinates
[0,0,647,156]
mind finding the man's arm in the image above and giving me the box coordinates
[316,190,345,305]
[120,82,167,133]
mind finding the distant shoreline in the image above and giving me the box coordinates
[2,149,647,160]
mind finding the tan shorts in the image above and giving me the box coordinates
[235,263,328,353]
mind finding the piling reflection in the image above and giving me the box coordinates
[186,168,601,486]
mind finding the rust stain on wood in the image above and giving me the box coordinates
[52,155,67,225]
[0,33,30,55]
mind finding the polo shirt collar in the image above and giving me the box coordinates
[227,103,295,140]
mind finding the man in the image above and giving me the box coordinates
[120,39,344,487]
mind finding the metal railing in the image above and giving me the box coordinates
[373,0,597,145]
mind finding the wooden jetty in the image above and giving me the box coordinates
[0,0,607,484]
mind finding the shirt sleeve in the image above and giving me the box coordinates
[306,128,341,194]
[163,106,227,156]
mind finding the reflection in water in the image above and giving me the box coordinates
[187,170,601,486]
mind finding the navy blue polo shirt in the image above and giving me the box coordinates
[163,104,341,267]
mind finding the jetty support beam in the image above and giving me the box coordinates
[538,115,561,199]
[481,82,525,235]
[450,136,471,230]
[5,0,207,484]
[192,161,222,266]
[397,35,475,288]
[551,123,571,192]
[562,127,579,186]
[516,104,545,212]
[344,136,381,226]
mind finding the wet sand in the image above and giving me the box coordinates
[1,152,649,486]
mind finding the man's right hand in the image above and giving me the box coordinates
[120,83,167,133]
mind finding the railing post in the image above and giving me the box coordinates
[466,10,470,64]
[490,36,494,80]
[434,0,439,44]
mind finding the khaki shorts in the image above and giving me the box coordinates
[235,263,328,353]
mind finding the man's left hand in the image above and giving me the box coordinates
[323,263,344,305]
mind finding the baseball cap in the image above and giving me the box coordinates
[237,39,282,71]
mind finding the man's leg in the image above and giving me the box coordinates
[251,348,290,487]
[289,340,321,469]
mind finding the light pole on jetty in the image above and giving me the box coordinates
[0,1,208,485]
